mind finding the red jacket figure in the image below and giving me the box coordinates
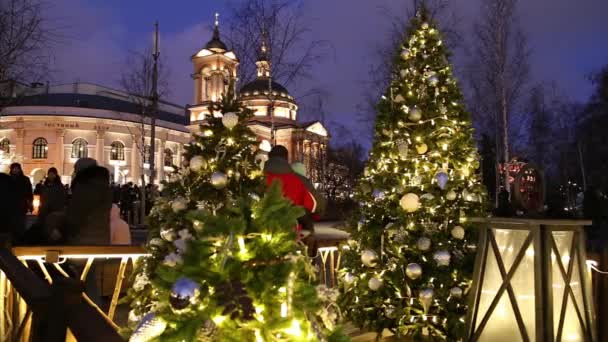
[263,146,317,218]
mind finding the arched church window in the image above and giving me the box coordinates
[71,138,88,159]
[110,141,125,161]
[164,148,174,167]
[0,138,9,154]
[32,138,48,159]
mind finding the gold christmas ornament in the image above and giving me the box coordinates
[446,190,457,201]
[394,94,405,103]
[405,263,422,279]
[450,287,463,298]
[416,237,431,251]
[416,143,428,154]
[408,107,422,121]
[451,226,465,240]
[368,277,383,291]
[361,249,378,267]
[400,193,420,213]
[189,156,207,171]
[171,197,188,212]
[210,172,228,189]
[419,288,434,313]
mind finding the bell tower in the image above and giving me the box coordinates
[189,13,239,123]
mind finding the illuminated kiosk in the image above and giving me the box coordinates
[466,218,596,342]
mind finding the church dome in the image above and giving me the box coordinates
[240,78,291,98]
[205,36,227,51]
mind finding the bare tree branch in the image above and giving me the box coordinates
[224,0,332,89]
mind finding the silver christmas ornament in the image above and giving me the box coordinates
[361,249,378,267]
[401,48,410,59]
[405,263,422,280]
[372,189,385,201]
[170,277,200,310]
[189,155,206,171]
[130,313,167,342]
[436,172,449,190]
[400,69,407,78]
[433,250,451,266]
[221,112,239,129]
[417,237,431,251]
[344,272,356,284]
[450,287,463,298]
[428,75,439,86]
[408,107,422,121]
[368,277,383,291]
[419,288,434,313]
[451,226,465,240]
[210,172,228,189]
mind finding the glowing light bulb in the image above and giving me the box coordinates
[284,319,302,337]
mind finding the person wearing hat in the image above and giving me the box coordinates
[263,145,317,236]
[65,158,112,244]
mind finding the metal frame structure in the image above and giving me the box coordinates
[466,218,597,342]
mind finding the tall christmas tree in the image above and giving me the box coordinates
[339,9,486,341]
[125,90,347,341]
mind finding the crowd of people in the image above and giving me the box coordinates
[0,144,324,249]
[0,159,131,246]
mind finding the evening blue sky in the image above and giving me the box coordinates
[46,0,608,143]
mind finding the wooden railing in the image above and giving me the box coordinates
[0,225,350,341]
[0,247,129,342]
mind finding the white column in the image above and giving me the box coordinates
[56,129,65,175]
[131,135,141,182]
[156,140,165,183]
[95,130,105,164]
[15,129,24,157]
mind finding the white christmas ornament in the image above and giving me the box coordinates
[450,287,463,298]
[211,172,228,189]
[408,107,422,121]
[446,190,457,201]
[394,94,405,103]
[463,189,477,202]
[417,237,431,251]
[368,277,383,291]
[433,250,451,266]
[400,69,407,78]
[406,263,422,279]
[416,143,428,154]
[344,272,356,284]
[221,112,239,129]
[385,306,396,319]
[401,49,410,59]
[361,249,378,267]
[451,226,465,240]
[171,197,188,212]
[400,193,420,213]
[189,156,206,171]
[428,75,439,86]
[163,252,183,267]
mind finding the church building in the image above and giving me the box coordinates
[188,15,329,183]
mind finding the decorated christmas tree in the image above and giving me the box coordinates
[125,90,347,341]
[339,9,486,341]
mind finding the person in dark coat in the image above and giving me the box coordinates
[9,163,32,239]
[0,173,22,244]
[65,158,112,245]
[38,168,67,242]
[33,180,44,196]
